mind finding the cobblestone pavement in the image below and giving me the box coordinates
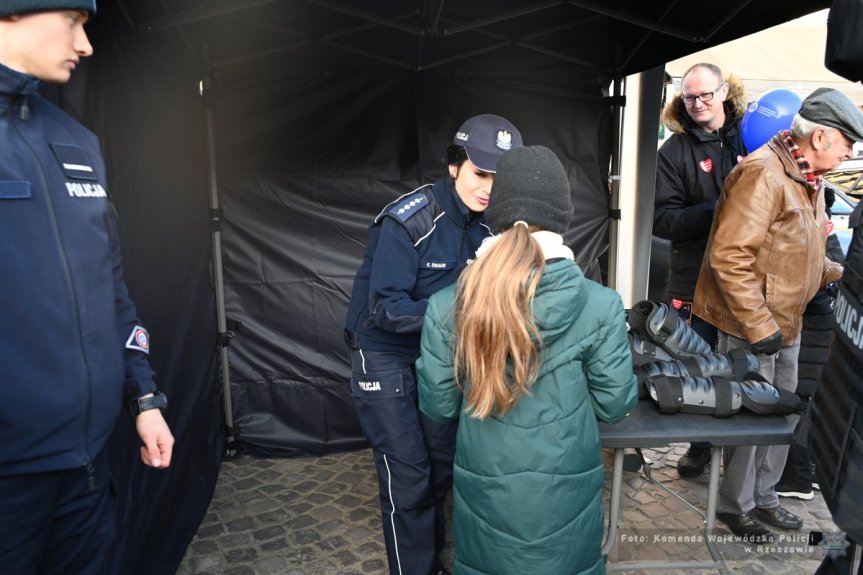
[178,444,841,575]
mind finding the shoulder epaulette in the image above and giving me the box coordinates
[386,191,430,223]
[374,184,434,225]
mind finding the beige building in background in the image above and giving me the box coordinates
[665,9,863,107]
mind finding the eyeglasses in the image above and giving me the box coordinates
[681,83,726,105]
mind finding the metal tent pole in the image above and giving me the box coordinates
[606,75,625,291]
[201,46,240,458]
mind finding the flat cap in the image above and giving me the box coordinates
[798,87,863,142]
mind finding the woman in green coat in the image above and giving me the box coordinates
[416,146,638,575]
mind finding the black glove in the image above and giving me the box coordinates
[750,331,782,356]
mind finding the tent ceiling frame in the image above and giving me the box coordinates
[138,0,768,76]
[438,1,562,36]
[702,0,753,42]
[617,0,680,72]
[142,0,276,31]
[421,0,446,35]
[300,0,419,36]
[564,0,707,42]
[426,14,606,70]
[213,10,420,69]
[212,3,611,71]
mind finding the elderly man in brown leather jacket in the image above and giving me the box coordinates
[693,88,862,541]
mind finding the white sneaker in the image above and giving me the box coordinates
[776,489,815,501]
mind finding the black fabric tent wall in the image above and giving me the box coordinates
[77,1,829,572]
[218,55,614,457]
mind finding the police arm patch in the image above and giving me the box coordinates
[126,326,150,354]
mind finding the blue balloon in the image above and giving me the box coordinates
[740,89,803,153]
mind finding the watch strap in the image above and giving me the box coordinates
[128,391,167,416]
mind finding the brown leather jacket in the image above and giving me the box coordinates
[692,134,843,345]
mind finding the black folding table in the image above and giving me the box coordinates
[599,399,798,573]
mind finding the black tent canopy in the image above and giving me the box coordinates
[80,1,829,572]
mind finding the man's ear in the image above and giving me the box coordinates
[812,128,828,150]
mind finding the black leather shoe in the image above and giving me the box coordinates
[717,510,774,541]
[677,444,711,477]
[756,505,803,529]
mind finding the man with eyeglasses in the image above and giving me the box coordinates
[693,88,861,540]
[653,63,748,479]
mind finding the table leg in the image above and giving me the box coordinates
[704,447,730,575]
[601,448,624,556]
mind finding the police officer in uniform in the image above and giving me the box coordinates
[810,1,863,571]
[345,114,522,575]
[0,2,174,574]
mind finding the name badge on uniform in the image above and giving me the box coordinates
[420,260,455,270]
[50,143,98,181]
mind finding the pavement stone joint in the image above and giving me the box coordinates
[178,443,839,575]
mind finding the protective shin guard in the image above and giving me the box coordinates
[629,330,677,367]
[738,380,804,415]
[628,300,712,359]
[645,375,742,417]
[632,348,760,399]
[634,348,760,382]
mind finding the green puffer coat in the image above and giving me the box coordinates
[417,260,638,575]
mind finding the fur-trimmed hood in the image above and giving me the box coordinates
[662,74,748,134]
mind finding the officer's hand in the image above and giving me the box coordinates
[751,331,782,356]
[136,409,174,469]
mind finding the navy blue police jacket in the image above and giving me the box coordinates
[345,177,492,356]
[0,63,157,476]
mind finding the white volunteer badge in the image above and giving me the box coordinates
[126,326,150,354]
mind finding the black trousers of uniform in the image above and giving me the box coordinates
[349,347,456,575]
[0,447,115,575]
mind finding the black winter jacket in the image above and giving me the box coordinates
[654,79,748,300]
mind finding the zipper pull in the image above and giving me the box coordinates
[20,99,29,121]
[86,459,96,492]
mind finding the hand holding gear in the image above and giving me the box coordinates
[750,331,782,356]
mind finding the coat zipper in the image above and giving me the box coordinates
[11,95,94,475]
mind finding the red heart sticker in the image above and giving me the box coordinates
[699,158,713,173]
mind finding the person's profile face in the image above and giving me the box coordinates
[810,128,854,174]
[6,10,92,84]
[451,158,494,212]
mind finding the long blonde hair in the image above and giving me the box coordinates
[454,224,545,419]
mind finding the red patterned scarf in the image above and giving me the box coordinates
[780,130,821,194]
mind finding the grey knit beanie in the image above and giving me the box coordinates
[0,0,96,17]
[485,145,573,234]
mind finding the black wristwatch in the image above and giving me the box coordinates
[127,391,168,417]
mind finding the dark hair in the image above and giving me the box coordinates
[446,145,469,167]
